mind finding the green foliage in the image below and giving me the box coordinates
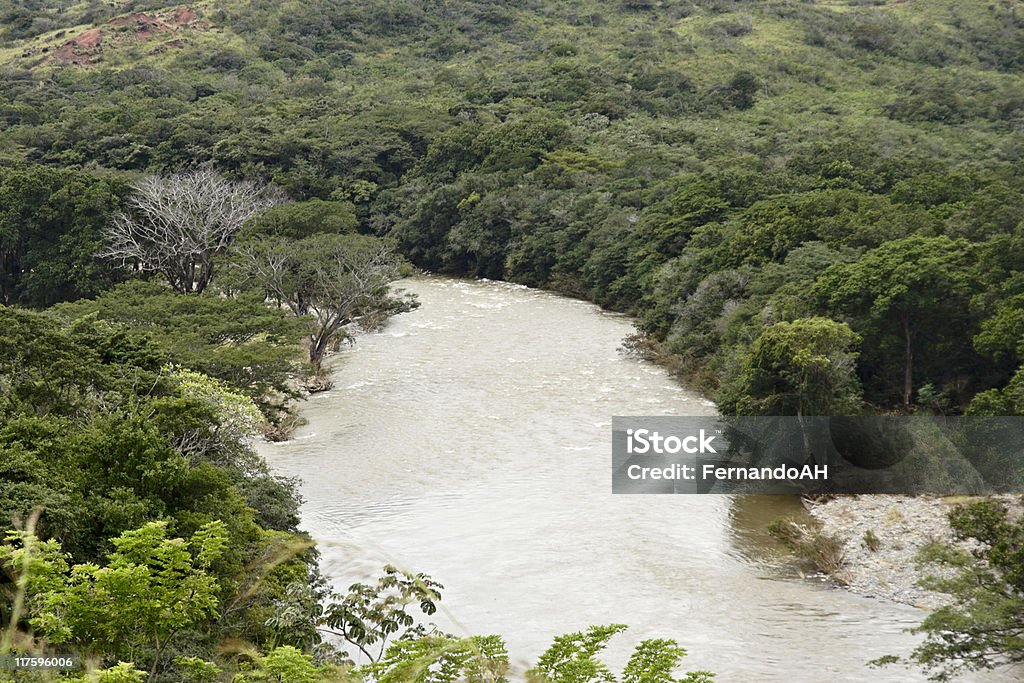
[322,565,443,663]
[234,646,344,683]
[0,165,128,308]
[877,499,1024,680]
[169,365,265,444]
[816,235,978,409]
[2,407,244,562]
[967,366,1024,416]
[244,200,359,240]
[2,0,1024,678]
[2,0,1016,414]
[175,656,223,683]
[529,624,629,683]
[73,662,150,683]
[528,625,712,683]
[0,299,317,678]
[974,292,1024,364]
[1,521,227,674]
[0,306,122,418]
[360,635,509,683]
[230,233,417,370]
[2,536,715,682]
[719,318,862,416]
[622,640,713,683]
[473,115,572,171]
[51,279,304,420]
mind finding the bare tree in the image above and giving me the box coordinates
[100,168,283,294]
[231,233,416,372]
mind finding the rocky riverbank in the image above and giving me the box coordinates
[806,495,979,608]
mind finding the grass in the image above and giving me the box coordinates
[769,517,847,581]
[862,529,881,552]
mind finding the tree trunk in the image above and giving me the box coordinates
[196,265,210,294]
[150,633,161,678]
[308,342,323,373]
[309,331,332,373]
[902,311,913,409]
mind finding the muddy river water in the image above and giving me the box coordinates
[258,275,976,681]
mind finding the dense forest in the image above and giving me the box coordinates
[2,0,1024,680]
[2,0,1024,414]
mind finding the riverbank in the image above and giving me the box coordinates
[805,494,1020,608]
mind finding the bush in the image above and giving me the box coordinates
[769,518,847,579]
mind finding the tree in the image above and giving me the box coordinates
[530,624,627,683]
[720,318,863,416]
[0,306,114,419]
[876,499,1024,681]
[527,624,714,683]
[360,624,713,683]
[321,564,443,663]
[165,365,266,458]
[359,635,509,683]
[974,291,1024,366]
[726,70,759,110]
[50,279,305,420]
[967,365,1024,415]
[623,639,714,683]
[235,646,334,683]
[815,235,975,409]
[243,199,359,240]
[231,233,416,372]
[99,168,283,294]
[472,115,571,171]
[70,662,149,682]
[0,521,228,676]
[0,165,128,307]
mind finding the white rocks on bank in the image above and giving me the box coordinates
[806,495,974,608]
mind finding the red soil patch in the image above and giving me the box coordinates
[108,12,153,28]
[74,27,103,49]
[168,8,198,27]
[49,27,103,65]
[49,6,203,66]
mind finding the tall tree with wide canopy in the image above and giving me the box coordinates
[721,317,863,417]
[99,168,282,294]
[815,235,977,409]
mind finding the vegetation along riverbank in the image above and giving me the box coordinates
[2,0,1024,679]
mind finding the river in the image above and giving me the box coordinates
[257,275,967,681]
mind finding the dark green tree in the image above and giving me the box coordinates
[719,317,862,416]
[877,499,1024,681]
[0,165,128,307]
[51,280,304,419]
[815,235,977,409]
[243,199,358,240]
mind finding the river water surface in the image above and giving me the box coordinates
[258,276,966,681]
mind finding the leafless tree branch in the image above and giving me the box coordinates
[99,167,284,293]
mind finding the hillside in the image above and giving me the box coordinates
[2,0,1024,409]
